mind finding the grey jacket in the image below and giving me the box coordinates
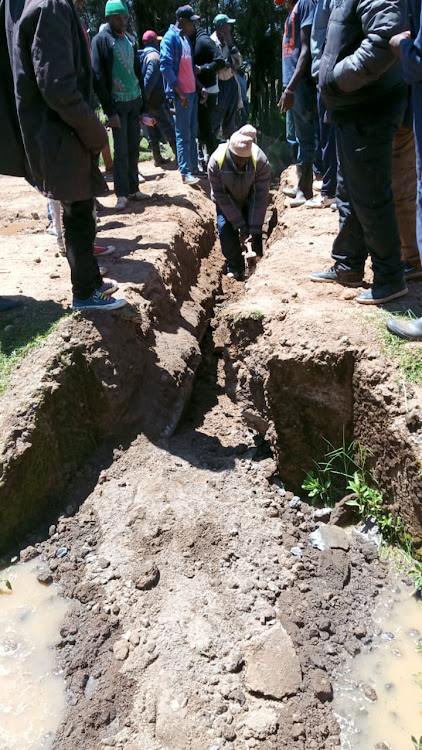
[311,0,333,81]
[208,143,270,234]
[0,0,108,201]
[319,0,405,111]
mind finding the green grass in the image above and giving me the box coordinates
[0,301,68,395]
[370,309,422,385]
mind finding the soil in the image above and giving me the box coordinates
[1,162,422,749]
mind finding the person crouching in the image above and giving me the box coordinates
[208,126,270,280]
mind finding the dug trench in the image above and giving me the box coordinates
[1,163,422,749]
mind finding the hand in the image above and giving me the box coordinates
[175,87,189,107]
[200,88,208,105]
[107,114,121,129]
[389,30,411,58]
[141,114,156,127]
[278,89,294,112]
[195,64,202,75]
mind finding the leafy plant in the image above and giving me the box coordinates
[301,434,361,507]
[0,578,12,591]
[408,560,422,595]
[412,736,422,750]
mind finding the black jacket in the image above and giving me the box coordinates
[139,46,166,109]
[319,0,406,112]
[91,24,144,117]
[0,0,108,201]
[193,26,225,89]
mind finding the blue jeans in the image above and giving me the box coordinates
[317,91,337,198]
[285,77,317,165]
[217,208,246,273]
[332,92,407,285]
[174,91,198,176]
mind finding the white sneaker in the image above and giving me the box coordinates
[331,202,338,212]
[115,196,129,211]
[138,173,146,184]
[313,179,323,192]
[182,174,200,186]
[304,195,336,209]
[128,191,149,201]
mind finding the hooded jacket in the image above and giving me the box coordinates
[0,0,108,201]
[91,23,143,116]
[319,0,405,112]
[208,143,270,234]
[193,26,226,90]
[139,45,166,108]
[160,24,193,97]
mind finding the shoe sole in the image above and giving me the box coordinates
[310,275,362,288]
[100,284,118,295]
[356,287,408,305]
[73,299,127,311]
[386,325,422,341]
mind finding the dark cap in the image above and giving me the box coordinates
[176,5,200,21]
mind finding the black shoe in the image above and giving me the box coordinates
[310,264,363,287]
[386,316,422,340]
[404,264,422,280]
[356,282,408,305]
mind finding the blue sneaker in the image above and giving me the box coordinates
[98,278,118,295]
[73,290,127,311]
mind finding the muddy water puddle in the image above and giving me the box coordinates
[334,583,422,749]
[0,559,68,750]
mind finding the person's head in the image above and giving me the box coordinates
[105,0,129,34]
[142,30,161,49]
[228,127,257,168]
[213,13,235,39]
[175,5,200,37]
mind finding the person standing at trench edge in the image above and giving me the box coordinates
[0,0,127,311]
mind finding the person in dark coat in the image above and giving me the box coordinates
[0,0,126,310]
[139,30,177,166]
[91,0,147,211]
[192,25,225,165]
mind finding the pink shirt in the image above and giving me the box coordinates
[177,35,196,94]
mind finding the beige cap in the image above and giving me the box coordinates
[238,125,257,140]
[229,129,256,158]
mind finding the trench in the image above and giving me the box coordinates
[0,180,422,749]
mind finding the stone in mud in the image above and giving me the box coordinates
[309,526,350,551]
[317,549,351,590]
[135,561,160,590]
[37,571,53,586]
[20,545,39,562]
[374,743,391,750]
[361,683,377,702]
[314,507,332,523]
[113,640,130,661]
[310,668,333,702]
[330,494,358,527]
[244,623,302,699]
[243,707,278,739]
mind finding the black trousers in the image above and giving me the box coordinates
[112,97,141,197]
[198,92,219,158]
[62,198,102,300]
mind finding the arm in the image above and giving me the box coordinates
[195,37,226,75]
[248,156,271,234]
[32,5,107,151]
[279,24,312,111]
[391,29,422,83]
[91,34,116,118]
[208,156,249,232]
[143,56,161,100]
[331,0,404,92]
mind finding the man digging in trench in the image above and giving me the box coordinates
[208,126,271,281]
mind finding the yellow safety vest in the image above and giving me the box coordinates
[215,142,259,170]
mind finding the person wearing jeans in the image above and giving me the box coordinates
[279,0,318,207]
[160,5,208,186]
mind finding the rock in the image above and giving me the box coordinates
[98,557,110,569]
[20,545,39,562]
[289,497,301,509]
[135,561,160,590]
[242,409,270,436]
[37,571,53,586]
[361,683,377,702]
[244,623,302,699]
[56,546,68,559]
[314,508,332,523]
[291,723,305,740]
[330,494,358,527]
[291,546,303,558]
[243,707,278,739]
[309,526,350,551]
[113,640,129,661]
[310,668,333,702]
[374,743,390,750]
[318,549,350,590]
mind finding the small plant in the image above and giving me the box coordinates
[0,578,12,591]
[302,470,332,506]
[412,736,422,750]
[408,560,422,595]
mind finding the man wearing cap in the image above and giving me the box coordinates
[91,1,147,211]
[0,0,126,310]
[211,14,243,140]
[139,30,177,166]
[160,5,207,186]
[208,126,270,280]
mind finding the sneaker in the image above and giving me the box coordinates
[94,243,115,257]
[115,196,129,211]
[310,264,363,287]
[226,269,244,281]
[282,186,297,198]
[290,190,307,207]
[98,278,118,295]
[138,173,146,184]
[128,191,149,201]
[304,195,336,209]
[386,316,422,340]
[182,174,200,186]
[313,179,323,192]
[404,264,422,280]
[356,283,408,305]
[72,290,126,311]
